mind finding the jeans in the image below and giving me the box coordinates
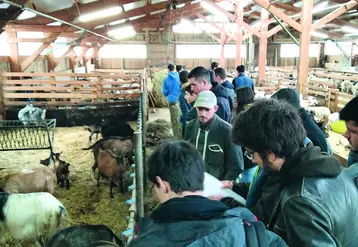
[238,166,258,184]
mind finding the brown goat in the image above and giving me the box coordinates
[40,152,71,190]
[97,149,128,198]
[0,167,55,194]
[83,138,134,175]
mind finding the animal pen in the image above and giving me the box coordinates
[0,70,143,126]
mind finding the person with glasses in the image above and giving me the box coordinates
[230,98,358,247]
[183,91,243,181]
[128,140,287,247]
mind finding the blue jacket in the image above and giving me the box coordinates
[129,196,287,247]
[233,73,254,91]
[221,80,235,112]
[162,72,180,103]
[179,89,192,127]
[211,82,231,123]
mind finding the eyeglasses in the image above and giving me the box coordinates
[244,150,254,160]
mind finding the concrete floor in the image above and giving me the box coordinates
[148,107,170,121]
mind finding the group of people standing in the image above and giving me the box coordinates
[129,62,358,247]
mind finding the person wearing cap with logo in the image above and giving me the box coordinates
[184,91,244,180]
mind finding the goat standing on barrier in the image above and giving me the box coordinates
[18,104,46,125]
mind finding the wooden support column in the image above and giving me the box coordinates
[47,47,55,72]
[258,0,269,85]
[6,31,20,72]
[297,0,313,94]
[236,3,243,66]
[248,36,254,72]
[220,31,226,68]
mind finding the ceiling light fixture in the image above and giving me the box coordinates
[78,7,122,22]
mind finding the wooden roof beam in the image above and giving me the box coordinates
[253,0,301,32]
[196,13,235,41]
[311,0,358,31]
[202,0,261,37]
[184,18,221,42]
[21,32,60,71]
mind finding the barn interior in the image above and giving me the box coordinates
[0,0,357,246]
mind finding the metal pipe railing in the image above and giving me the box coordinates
[122,71,146,245]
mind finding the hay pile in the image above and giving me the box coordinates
[146,119,173,139]
[0,125,137,246]
[151,69,169,107]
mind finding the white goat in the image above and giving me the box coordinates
[18,104,46,125]
[0,192,67,245]
[307,106,331,129]
[341,80,354,93]
[351,84,358,96]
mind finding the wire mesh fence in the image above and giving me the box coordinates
[0,119,56,152]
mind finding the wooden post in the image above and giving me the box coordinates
[248,36,254,72]
[6,31,20,72]
[220,31,226,68]
[297,0,313,94]
[258,0,269,85]
[235,3,243,67]
[47,49,56,72]
[0,74,4,119]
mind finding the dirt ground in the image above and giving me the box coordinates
[0,124,136,246]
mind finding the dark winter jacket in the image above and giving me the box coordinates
[184,114,243,180]
[233,73,254,91]
[347,150,358,167]
[211,82,231,123]
[162,72,181,103]
[178,89,192,127]
[268,145,358,246]
[271,88,329,153]
[128,196,287,247]
[221,80,235,112]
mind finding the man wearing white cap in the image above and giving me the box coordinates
[184,91,244,180]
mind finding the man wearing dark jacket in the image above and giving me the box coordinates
[188,66,231,122]
[232,99,358,247]
[271,88,329,153]
[128,140,287,247]
[184,91,243,180]
[214,67,234,112]
[340,96,358,167]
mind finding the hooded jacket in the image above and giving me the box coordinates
[221,80,235,112]
[184,114,243,180]
[128,196,287,247]
[178,89,193,127]
[211,82,232,123]
[233,73,254,91]
[271,88,329,153]
[162,72,181,103]
[268,145,358,246]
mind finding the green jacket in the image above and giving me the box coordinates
[184,114,244,180]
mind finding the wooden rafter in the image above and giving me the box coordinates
[311,0,358,31]
[21,32,60,71]
[185,19,220,43]
[253,0,301,32]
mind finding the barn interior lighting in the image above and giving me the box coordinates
[345,33,358,37]
[108,25,136,40]
[312,1,329,14]
[17,10,36,20]
[311,31,328,39]
[78,7,122,22]
[173,19,202,33]
[201,1,228,21]
[342,26,358,33]
[0,3,10,8]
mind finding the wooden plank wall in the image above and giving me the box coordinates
[0,72,142,111]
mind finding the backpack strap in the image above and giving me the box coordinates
[244,220,270,247]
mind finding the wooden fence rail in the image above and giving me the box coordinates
[0,72,142,113]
